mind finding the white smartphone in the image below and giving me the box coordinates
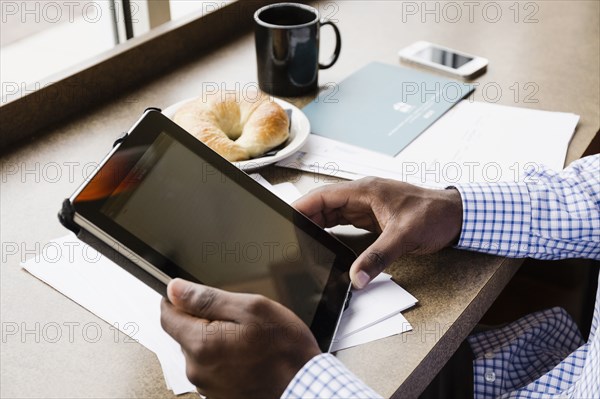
[398,41,488,79]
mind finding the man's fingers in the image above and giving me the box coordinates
[292,182,361,222]
[161,299,232,372]
[350,228,405,289]
[167,279,245,321]
[161,298,211,349]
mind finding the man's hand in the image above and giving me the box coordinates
[160,279,321,398]
[293,178,463,289]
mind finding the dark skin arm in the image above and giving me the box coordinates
[293,177,463,288]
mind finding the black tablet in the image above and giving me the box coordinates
[59,109,354,352]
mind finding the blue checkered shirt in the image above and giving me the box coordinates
[282,155,600,398]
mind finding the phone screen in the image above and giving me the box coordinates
[415,46,473,69]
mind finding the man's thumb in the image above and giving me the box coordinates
[350,229,402,289]
[167,278,242,321]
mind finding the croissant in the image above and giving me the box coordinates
[173,91,289,162]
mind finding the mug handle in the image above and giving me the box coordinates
[318,20,342,70]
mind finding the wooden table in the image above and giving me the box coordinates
[1,1,597,398]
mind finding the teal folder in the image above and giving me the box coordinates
[303,62,474,156]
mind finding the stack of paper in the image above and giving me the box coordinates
[331,272,416,352]
[21,178,418,395]
[277,101,580,186]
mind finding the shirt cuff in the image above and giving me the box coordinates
[451,182,532,258]
[281,353,382,399]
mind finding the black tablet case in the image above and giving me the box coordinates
[58,119,168,297]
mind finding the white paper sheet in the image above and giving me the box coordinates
[277,101,579,186]
[21,235,196,395]
[250,174,303,204]
[335,273,417,340]
[331,312,412,352]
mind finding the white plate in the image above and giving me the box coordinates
[162,97,310,171]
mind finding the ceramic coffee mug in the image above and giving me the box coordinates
[254,3,341,97]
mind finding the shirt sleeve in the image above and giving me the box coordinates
[468,307,585,399]
[452,155,600,260]
[281,353,383,399]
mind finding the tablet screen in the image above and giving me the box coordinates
[70,111,354,350]
[97,132,337,326]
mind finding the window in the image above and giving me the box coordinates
[1,0,231,103]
